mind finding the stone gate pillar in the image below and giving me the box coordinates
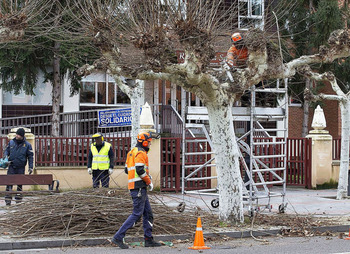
[306,105,332,188]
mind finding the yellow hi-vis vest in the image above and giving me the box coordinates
[91,142,111,170]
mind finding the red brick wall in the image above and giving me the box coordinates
[288,82,341,138]
[288,106,304,137]
[319,83,341,138]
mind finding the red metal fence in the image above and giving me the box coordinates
[0,137,8,158]
[286,138,312,188]
[333,138,341,160]
[161,138,181,191]
[160,137,312,191]
[0,136,312,190]
[35,137,131,167]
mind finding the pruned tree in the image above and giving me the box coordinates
[285,0,350,199]
[67,0,350,222]
[304,68,350,200]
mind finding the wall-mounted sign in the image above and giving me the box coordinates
[98,108,132,127]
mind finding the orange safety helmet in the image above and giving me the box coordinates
[137,132,152,147]
[231,32,243,43]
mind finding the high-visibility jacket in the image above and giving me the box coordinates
[91,142,111,170]
[226,45,248,68]
[125,146,151,190]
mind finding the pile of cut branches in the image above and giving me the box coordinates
[0,189,216,238]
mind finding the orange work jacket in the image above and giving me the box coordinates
[125,147,151,190]
[226,45,248,68]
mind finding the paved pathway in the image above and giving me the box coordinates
[155,187,350,216]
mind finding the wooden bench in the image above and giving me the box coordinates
[0,174,59,193]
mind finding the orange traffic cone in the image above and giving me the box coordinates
[345,228,350,240]
[188,217,210,250]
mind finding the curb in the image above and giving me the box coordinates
[0,224,349,250]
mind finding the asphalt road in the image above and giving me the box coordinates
[1,235,350,254]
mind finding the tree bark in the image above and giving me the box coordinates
[206,101,244,222]
[52,41,61,137]
[128,81,144,147]
[337,101,350,199]
[302,78,311,137]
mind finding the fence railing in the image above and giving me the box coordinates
[0,104,183,138]
[285,138,312,188]
[333,138,341,160]
[0,109,132,137]
[0,136,313,190]
[0,137,8,157]
[36,137,131,167]
[161,137,181,191]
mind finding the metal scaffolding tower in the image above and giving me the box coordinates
[180,79,289,215]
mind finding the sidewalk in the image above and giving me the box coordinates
[156,187,350,216]
[0,187,349,251]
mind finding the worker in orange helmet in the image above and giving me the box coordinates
[226,32,248,68]
[111,131,162,249]
[223,32,248,82]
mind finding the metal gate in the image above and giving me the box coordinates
[285,138,312,188]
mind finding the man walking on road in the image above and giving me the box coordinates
[111,131,161,249]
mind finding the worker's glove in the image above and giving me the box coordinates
[0,158,7,168]
[28,168,33,175]
[148,182,154,191]
[108,168,113,175]
[88,168,92,175]
[223,63,231,71]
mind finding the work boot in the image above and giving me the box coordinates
[5,197,11,206]
[111,238,129,249]
[15,194,22,203]
[145,238,162,247]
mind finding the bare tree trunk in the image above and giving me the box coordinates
[51,41,61,137]
[302,79,311,137]
[302,0,314,137]
[337,101,350,199]
[206,101,244,222]
[129,81,144,147]
[115,79,143,147]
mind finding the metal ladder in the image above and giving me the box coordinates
[179,79,288,214]
[238,79,289,215]
[181,123,217,197]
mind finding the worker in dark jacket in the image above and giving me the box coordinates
[111,131,161,249]
[87,133,114,188]
[3,128,34,205]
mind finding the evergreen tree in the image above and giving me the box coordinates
[0,1,99,136]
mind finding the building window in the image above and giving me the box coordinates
[80,81,130,105]
[238,0,264,30]
[80,82,96,103]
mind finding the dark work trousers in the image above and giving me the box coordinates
[113,188,153,241]
[92,169,110,188]
[5,165,25,205]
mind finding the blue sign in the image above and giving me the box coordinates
[98,108,133,127]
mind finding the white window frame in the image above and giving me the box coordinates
[238,0,264,30]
